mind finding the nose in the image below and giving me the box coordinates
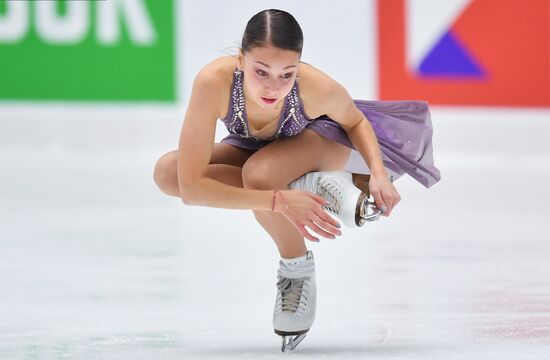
[265,78,280,97]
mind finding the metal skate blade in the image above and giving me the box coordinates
[352,173,386,226]
[356,198,382,226]
[363,200,382,221]
[281,334,307,352]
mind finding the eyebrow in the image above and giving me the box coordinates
[255,61,297,70]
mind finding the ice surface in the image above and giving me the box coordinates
[1,108,550,359]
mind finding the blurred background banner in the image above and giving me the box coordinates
[0,0,176,102]
[378,0,550,107]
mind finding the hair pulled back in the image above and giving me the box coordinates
[241,9,303,55]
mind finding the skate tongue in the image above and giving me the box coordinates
[284,280,292,291]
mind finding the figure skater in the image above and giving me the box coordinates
[153,9,440,352]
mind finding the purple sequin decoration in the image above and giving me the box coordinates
[221,68,313,142]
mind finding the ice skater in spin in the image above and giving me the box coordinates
[153,8,441,352]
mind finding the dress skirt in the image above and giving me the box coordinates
[221,100,441,188]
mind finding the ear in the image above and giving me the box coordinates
[237,48,244,70]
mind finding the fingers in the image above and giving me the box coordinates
[306,193,342,229]
[371,189,388,216]
[282,190,345,240]
[310,193,328,207]
[316,210,342,234]
[291,220,320,242]
[307,220,339,240]
[287,213,341,242]
[302,229,319,242]
[372,189,401,217]
[294,217,340,242]
[385,191,401,216]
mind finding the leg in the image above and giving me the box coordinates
[241,129,351,258]
[153,143,255,197]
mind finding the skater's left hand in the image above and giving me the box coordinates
[368,174,400,217]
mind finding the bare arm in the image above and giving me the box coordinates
[321,80,401,215]
[177,64,341,239]
[322,81,386,176]
[177,67,273,210]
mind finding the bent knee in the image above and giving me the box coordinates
[153,151,179,195]
[241,159,277,190]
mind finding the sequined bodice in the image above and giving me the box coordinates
[220,67,313,142]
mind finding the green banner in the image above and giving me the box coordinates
[0,0,175,102]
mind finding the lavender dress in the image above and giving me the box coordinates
[220,68,441,188]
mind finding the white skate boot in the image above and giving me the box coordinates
[273,251,316,352]
[289,171,383,227]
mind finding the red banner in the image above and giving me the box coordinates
[378,0,550,107]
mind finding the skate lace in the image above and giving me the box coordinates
[316,178,342,215]
[277,277,307,313]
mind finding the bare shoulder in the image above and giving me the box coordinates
[297,62,349,118]
[192,55,238,118]
[197,55,238,80]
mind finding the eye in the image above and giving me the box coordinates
[256,69,268,77]
[282,73,293,79]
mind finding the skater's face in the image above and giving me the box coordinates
[239,45,300,109]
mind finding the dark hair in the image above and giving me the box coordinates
[241,9,303,55]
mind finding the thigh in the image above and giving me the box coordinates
[209,142,256,167]
[242,129,351,187]
[158,142,255,169]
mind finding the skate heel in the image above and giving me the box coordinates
[352,173,371,197]
[351,174,383,226]
[274,328,309,336]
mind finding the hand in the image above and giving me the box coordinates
[273,189,342,242]
[368,174,401,217]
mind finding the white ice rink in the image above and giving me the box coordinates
[1,107,550,359]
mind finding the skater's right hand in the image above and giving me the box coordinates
[272,189,342,242]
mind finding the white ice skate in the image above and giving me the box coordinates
[288,171,383,227]
[273,251,316,352]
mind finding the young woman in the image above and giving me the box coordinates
[153,9,440,351]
